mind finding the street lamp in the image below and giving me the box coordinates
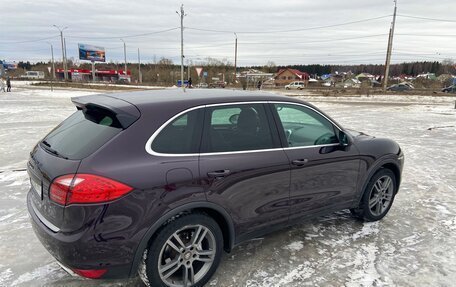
[53,25,68,80]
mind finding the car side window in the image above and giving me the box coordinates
[274,104,339,147]
[204,104,275,153]
[152,109,203,154]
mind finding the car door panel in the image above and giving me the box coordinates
[269,102,361,221]
[199,103,291,237]
[200,151,291,236]
[285,146,360,220]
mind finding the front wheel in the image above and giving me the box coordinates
[139,213,223,287]
[350,169,397,221]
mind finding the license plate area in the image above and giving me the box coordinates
[31,177,42,199]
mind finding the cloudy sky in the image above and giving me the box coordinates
[1,0,455,66]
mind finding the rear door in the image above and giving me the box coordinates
[270,102,360,222]
[199,103,291,239]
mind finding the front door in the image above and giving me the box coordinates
[270,103,360,222]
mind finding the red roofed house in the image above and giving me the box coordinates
[274,68,310,87]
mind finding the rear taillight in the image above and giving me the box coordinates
[50,174,133,206]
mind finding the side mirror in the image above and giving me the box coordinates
[339,130,350,147]
[229,114,239,125]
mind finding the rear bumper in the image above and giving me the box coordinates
[26,190,134,279]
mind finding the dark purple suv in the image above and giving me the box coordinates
[27,89,404,286]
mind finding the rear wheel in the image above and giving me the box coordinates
[139,213,223,287]
[350,169,397,221]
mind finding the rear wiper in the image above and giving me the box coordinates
[41,140,69,160]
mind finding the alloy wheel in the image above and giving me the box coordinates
[158,224,216,287]
[368,175,394,216]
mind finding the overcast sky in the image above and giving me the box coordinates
[1,0,455,66]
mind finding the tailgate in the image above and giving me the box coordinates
[27,145,80,231]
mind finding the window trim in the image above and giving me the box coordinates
[145,101,343,157]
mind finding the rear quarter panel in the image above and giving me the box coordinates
[70,103,207,270]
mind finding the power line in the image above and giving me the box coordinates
[241,34,388,45]
[397,14,456,23]
[396,33,456,37]
[186,15,392,34]
[0,35,59,44]
[66,27,179,40]
[140,33,387,51]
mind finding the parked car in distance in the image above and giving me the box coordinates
[285,81,305,90]
[27,89,404,287]
[208,81,226,88]
[442,85,456,93]
[195,83,208,88]
[322,81,332,87]
[20,71,45,79]
[387,83,413,92]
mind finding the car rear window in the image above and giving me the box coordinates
[41,108,122,160]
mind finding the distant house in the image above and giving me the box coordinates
[337,78,361,88]
[274,68,309,86]
[356,73,375,82]
[416,73,437,80]
[238,68,274,89]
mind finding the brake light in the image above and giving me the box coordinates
[50,174,133,205]
[72,268,107,279]
[49,175,74,205]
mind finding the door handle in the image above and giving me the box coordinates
[291,159,308,166]
[207,170,231,178]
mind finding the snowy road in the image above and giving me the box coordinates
[0,87,455,286]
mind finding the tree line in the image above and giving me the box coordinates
[269,60,455,77]
[8,59,456,85]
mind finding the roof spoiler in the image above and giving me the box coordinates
[72,95,140,129]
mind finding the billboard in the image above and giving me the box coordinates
[1,60,18,70]
[78,44,106,62]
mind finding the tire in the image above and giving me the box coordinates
[350,169,397,222]
[139,213,223,287]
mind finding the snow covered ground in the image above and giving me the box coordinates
[0,86,455,286]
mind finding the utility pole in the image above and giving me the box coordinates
[234,32,238,84]
[53,25,68,80]
[64,37,68,79]
[47,42,55,91]
[48,43,56,79]
[177,4,186,91]
[382,0,397,91]
[120,39,127,77]
[138,48,142,83]
[187,60,190,81]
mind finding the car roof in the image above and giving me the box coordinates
[73,88,344,131]
[104,88,306,110]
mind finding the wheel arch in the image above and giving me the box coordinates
[354,157,402,206]
[129,201,235,277]
[381,162,401,192]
